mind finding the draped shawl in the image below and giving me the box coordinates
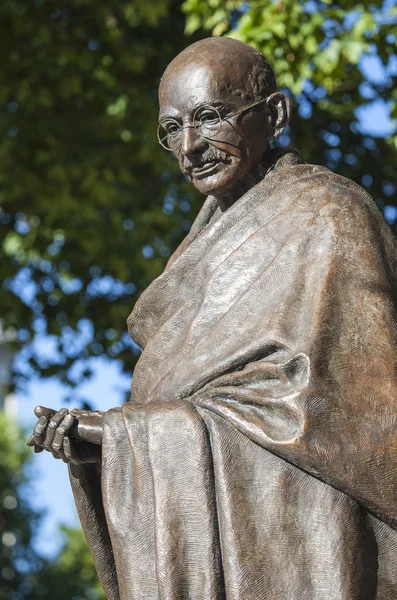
[69,151,397,600]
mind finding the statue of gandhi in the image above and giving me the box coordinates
[28,37,397,600]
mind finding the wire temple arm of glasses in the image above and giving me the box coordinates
[226,97,268,120]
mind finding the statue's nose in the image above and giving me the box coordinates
[180,125,205,157]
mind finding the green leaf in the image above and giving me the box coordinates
[314,39,341,74]
[342,40,365,65]
[3,233,22,257]
[184,13,202,34]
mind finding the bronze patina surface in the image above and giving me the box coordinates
[29,38,397,599]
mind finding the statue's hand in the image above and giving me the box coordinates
[27,406,101,465]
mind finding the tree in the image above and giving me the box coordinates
[0,0,396,396]
[0,0,203,396]
[27,527,105,600]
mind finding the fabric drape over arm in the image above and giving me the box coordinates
[190,194,397,528]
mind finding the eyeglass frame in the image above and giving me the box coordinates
[157,97,269,152]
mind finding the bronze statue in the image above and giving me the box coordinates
[28,37,397,599]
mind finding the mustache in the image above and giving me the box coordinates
[181,148,231,174]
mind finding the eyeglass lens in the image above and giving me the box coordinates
[158,105,222,151]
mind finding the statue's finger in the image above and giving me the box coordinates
[34,445,44,453]
[63,436,73,461]
[34,406,56,419]
[64,436,81,465]
[57,444,68,464]
[43,408,69,450]
[54,430,70,464]
[52,414,74,453]
[26,433,35,447]
[32,416,49,445]
[28,407,56,447]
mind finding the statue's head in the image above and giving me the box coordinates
[158,37,291,206]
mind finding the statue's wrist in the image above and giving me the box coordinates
[70,412,104,445]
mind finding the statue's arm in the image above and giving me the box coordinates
[192,198,397,528]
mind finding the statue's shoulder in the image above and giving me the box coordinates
[286,163,397,260]
[262,156,394,252]
[265,151,379,225]
[288,162,385,231]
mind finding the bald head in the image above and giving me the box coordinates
[159,37,277,105]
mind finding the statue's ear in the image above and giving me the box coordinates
[266,92,291,139]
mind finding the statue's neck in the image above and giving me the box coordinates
[214,147,303,211]
[214,149,278,212]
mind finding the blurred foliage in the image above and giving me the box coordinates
[0,413,37,599]
[0,412,104,599]
[0,0,396,397]
[27,527,105,600]
[0,0,202,397]
[184,0,386,93]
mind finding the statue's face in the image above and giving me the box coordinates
[159,64,270,198]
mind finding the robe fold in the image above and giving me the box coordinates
[69,150,397,599]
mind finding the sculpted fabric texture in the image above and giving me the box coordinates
[69,151,397,599]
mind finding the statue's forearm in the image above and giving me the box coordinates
[70,410,104,445]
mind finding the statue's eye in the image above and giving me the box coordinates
[163,121,181,136]
[196,109,220,125]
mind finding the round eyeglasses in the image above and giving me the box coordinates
[157,98,268,152]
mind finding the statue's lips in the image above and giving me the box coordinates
[191,161,220,179]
